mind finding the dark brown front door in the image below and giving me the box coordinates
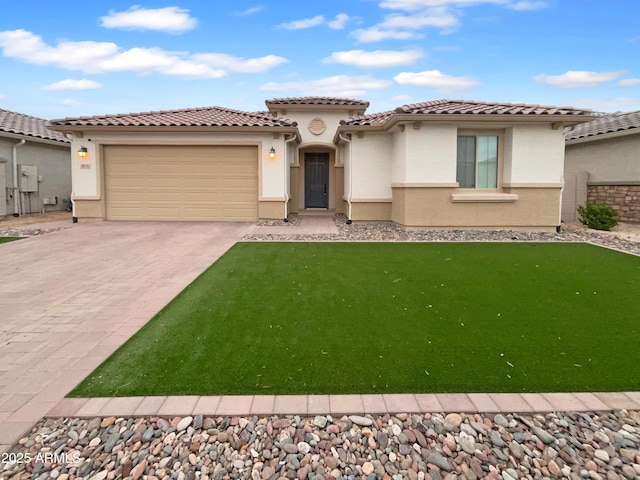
[305,153,329,208]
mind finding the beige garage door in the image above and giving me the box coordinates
[104,145,258,221]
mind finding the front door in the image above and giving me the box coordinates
[305,153,329,208]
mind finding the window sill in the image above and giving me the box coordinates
[450,192,519,203]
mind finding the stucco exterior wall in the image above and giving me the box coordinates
[348,121,565,228]
[403,124,457,183]
[506,124,565,184]
[563,134,640,221]
[68,131,289,207]
[276,111,348,146]
[350,133,392,201]
[0,137,70,215]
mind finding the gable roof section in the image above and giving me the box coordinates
[565,110,640,143]
[0,108,69,144]
[265,97,370,116]
[48,106,297,129]
[266,97,369,107]
[341,99,594,127]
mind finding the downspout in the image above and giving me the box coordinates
[338,133,353,224]
[12,139,26,217]
[283,134,297,222]
[557,177,564,233]
[64,134,77,222]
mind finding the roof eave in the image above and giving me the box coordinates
[566,127,639,145]
[46,124,301,137]
[337,112,598,133]
[266,103,368,115]
[0,130,70,146]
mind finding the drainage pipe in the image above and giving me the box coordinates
[12,139,25,217]
[338,133,353,224]
[557,177,565,233]
[283,134,297,222]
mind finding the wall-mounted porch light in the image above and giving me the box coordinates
[77,146,88,158]
[268,146,276,159]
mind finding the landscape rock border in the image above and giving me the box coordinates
[2,411,639,480]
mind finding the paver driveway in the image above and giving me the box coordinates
[0,221,252,450]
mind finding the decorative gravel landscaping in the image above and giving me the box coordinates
[69,242,640,397]
[4,411,640,480]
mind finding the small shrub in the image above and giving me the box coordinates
[577,201,619,231]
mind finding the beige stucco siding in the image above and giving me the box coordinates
[563,134,640,221]
[349,122,566,228]
[404,124,457,183]
[392,186,559,230]
[350,133,392,200]
[68,132,290,220]
[506,125,565,184]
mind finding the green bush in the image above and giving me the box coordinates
[577,201,619,231]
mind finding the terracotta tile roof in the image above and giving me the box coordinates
[265,97,370,107]
[0,108,69,143]
[342,99,593,126]
[48,106,297,128]
[565,110,640,141]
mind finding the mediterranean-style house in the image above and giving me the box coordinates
[47,97,595,231]
[0,108,71,217]
[563,110,640,224]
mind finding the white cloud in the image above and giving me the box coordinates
[618,78,640,88]
[507,1,548,10]
[260,75,392,97]
[360,0,547,42]
[394,70,480,92]
[278,15,325,30]
[60,98,85,107]
[235,6,264,16]
[328,13,350,30]
[392,94,412,102]
[352,28,424,43]
[380,9,459,29]
[535,70,626,88]
[193,53,288,73]
[0,29,239,79]
[43,79,103,91]
[0,29,120,70]
[0,93,7,101]
[100,6,197,33]
[324,49,423,68]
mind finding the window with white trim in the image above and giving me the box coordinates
[456,135,498,188]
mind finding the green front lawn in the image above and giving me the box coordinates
[70,242,640,396]
[0,237,22,244]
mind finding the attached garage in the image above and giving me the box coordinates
[104,145,258,221]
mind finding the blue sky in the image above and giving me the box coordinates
[0,0,638,119]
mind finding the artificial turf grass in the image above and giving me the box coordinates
[0,237,22,244]
[69,242,640,397]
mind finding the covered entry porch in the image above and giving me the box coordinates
[288,145,344,216]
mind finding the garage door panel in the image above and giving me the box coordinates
[105,145,258,221]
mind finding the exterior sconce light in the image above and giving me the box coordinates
[77,146,89,158]
[268,147,276,159]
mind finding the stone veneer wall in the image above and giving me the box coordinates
[587,183,640,223]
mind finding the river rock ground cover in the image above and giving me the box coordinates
[2,410,640,480]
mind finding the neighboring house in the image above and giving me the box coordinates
[0,108,71,217]
[563,110,640,223]
[47,97,594,230]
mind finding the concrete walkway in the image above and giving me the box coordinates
[1,217,639,455]
[248,214,339,235]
